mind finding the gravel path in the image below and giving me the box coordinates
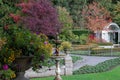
[72,55,117,71]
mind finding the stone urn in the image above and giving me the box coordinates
[13,56,33,80]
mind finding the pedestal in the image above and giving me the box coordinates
[51,56,65,80]
[14,72,29,80]
[13,56,32,80]
[54,59,62,80]
[64,54,73,75]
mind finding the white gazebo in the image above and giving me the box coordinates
[101,22,120,44]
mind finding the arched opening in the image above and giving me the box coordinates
[103,23,120,44]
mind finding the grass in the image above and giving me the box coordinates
[31,66,120,80]
[70,50,89,55]
[59,55,82,65]
[46,55,82,68]
[71,56,83,63]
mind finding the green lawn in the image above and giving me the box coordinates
[31,66,120,80]
[71,56,83,63]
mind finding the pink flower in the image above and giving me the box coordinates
[9,13,20,23]
[3,64,9,70]
[4,25,9,30]
[44,41,48,45]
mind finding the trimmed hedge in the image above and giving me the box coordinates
[72,44,98,50]
[72,29,91,36]
[91,47,120,54]
[73,57,120,74]
[97,42,113,46]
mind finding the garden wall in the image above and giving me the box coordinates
[24,55,73,79]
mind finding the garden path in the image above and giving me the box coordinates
[72,54,117,71]
[25,55,117,78]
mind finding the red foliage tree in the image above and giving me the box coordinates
[17,0,61,36]
[82,2,112,42]
[82,2,112,31]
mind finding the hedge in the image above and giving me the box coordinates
[72,44,98,50]
[91,47,120,54]
[73,57,120,74]
[72,29,91,36]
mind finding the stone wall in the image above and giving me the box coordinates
[24,54,73,79]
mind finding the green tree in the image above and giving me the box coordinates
[112,0,120,4]
[112,1,120,26]
[57,6,78,42]
[52,0,89,28]
[95,0,115,19]
[95,0,113,11]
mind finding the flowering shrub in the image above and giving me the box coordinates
[59,41,72,51]
[0,38,6,50]
[0,69,16,80]
[0,25,52,79]
[0,0,20,27]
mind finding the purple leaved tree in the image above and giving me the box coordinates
[17,0,61,36]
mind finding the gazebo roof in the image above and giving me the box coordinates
[103,22,120,31]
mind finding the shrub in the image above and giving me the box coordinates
[97,42,113,46]
[0,69,16,80]
[0,0,20,27]
[73,44,98,50]
[72,29,91,36]
[72,29,91,44]
[0,25,52,79]
[91,47,120,54]
[59,41,72,51]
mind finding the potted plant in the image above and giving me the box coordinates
[0,25,52,80]
[59,41,72,55]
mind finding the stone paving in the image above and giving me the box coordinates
[73,55,117,71]
[25,54,117,78]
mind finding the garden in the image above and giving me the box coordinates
[1,0,120,80]
[30,66,120,80]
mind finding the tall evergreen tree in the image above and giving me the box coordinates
[52,0,89,29]
[112,1,120,26]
